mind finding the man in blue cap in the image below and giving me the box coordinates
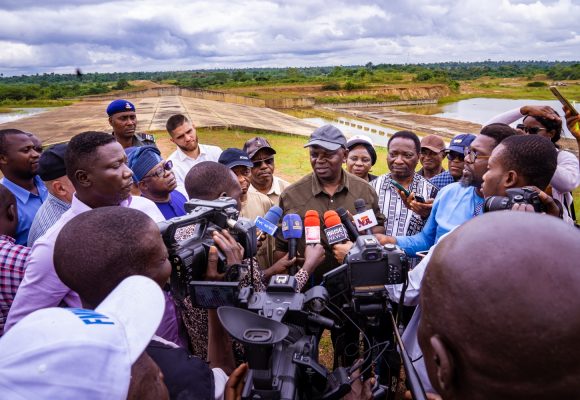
[430,133,476,190]
[127,146,187,220]
[106,99,156,149]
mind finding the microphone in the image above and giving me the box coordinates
[353,198,378,235]
[304,210,321,245]
[323,210,350,245]
[336,207,359,241]
[282,214,303,259]
[254,205,283,236]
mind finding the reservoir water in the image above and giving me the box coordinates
[0,108,49,124]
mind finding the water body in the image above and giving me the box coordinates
[303,117,396,147]
[410,98,576,138]
[0,108,50,124]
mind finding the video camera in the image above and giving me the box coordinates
[157,197,257,303]
[322,235,407,319]
[484,187,545,213]
[218,275,353,400]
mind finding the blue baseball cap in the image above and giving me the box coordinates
[106,99,136,116]
[218,148,253,169]
[447,134,476,154]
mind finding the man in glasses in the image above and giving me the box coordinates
[166,114,222,197]
[417,134,446,180]
[430,134,476,190]
[127,146,187,220]
[243,137,290,206]
[380,124,516,256]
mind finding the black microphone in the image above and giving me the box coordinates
[336,207,359,241]
[353,198,378,235]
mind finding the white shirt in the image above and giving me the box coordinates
[168,144,223,197]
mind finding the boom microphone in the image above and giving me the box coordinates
[352,198,378,235]
[254,205,283,236]
[304,210,321,245]
[323,211,350,245]
[282,214,303,259]
[336,207,359,241]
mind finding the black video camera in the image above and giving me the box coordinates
[322,235,407,313]
[157,197,257,303]
[218,275,352,400]
[484,187,545,213]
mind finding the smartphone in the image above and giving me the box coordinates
[549,86,579,116]
[390,179,425,203]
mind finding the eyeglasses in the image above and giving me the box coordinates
[143,160,173,179]
[516,124,547,135]
[252,157,274,168]
[446,151,465,162]
[463,148,491,163]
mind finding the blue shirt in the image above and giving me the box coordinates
[430,171,456,190]
[395,182,483,256]
[154,190,187,219]
[1,176,48,245]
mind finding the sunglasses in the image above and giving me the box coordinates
[252,157,274,168]
[516,124,547,135]
[446,151,465,161]
[143,160,173,179]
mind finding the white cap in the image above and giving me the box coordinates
[346,134,374,147]
[0,275,165,400]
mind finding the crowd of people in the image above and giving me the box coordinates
[0,97,579,399]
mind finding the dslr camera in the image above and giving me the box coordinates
[157,197,257,303]
[484,187,545,213]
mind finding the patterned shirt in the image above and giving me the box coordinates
[0,235,31,336]
[370,173,439,237]
[27,193,71,247]
[430,171,456,190]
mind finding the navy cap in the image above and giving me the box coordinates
[38,143,68,181]
[106,99,136,116]
[127,146,162,182]
[218,148,254,169]
[447,134,476,154]
[304,125,346,151]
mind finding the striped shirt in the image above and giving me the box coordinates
[0,235,30,336]
[370,173,439,237]
[27,193,71,247]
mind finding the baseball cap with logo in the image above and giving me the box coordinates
[0,275,165,400]
[218,148,254,169]
[106,99,136,116]
[304,124,347,151]
[420,135,446,153]
[447,133,476,154]
[243,137,276,159]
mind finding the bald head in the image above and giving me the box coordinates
[184,161,242,207]
[419,212,580,400]
[54,207,170,308]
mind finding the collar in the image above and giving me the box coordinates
[1,176,47,205]
[311,170,348,196]
[47,192,71,208]
[71,193,132,212]
[267,176,284,196]
[175,144,206,161]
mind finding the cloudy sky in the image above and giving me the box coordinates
[0,0,578,76]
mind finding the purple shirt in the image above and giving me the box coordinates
[154,190,187,219]
[5,195,165,332]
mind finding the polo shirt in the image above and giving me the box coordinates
[277,170,385,284]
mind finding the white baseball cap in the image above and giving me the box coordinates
[0,275,165,400]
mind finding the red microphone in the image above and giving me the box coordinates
[304,210,321,245]
[323,210,350,245]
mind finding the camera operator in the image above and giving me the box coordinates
[385,134,560,395]
[53,206,248,400]
[181,161,325,360]
[418,212,580,400]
